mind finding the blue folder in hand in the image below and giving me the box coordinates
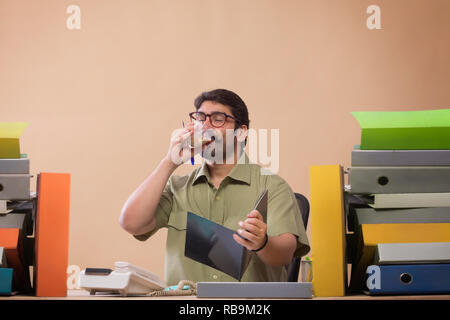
[367,264,450,295]
[184,212,251,281]
[184,190,268,281]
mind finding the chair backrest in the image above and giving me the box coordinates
[294,193,310,230]
[285,193,310,282]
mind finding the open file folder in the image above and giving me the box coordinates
[184,190,268,281]
[185,212,251,281]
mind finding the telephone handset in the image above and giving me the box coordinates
[114,261,166,286]
[79,261,196,297]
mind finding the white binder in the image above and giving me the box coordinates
[375,242,450,265]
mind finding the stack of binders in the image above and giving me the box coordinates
[0,141,35,295]
[345,108,450,295]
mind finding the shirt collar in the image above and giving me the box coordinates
[192,152,252,186]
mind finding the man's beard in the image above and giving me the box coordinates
[201,129,242,164]
[201,137,224,164]
[200,128,226,164]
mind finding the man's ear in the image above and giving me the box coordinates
[235,126,248,142]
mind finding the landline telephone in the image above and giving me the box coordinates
[78,261,196,297]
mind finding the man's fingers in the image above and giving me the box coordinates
[171,128,189,142]
[233,234,250,248]
[180,131,191,142]
[237,229,258,242]
[243,217,264,228]
[172,129,193,146]
[186,122,195,129]
[238,221,260,234]
[247,210,263,220]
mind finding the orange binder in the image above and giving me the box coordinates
[0,228,31,292]
[34,172,71,297]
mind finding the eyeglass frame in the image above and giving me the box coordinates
[188,111,237,128]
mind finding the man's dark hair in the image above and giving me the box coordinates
[194,89,250,130]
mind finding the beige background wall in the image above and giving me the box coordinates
[1,0,450,282]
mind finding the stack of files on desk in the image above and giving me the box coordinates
[346,108,450,295]
[0,200,36,295]
[0,123,35,295]
[1,124,71,297]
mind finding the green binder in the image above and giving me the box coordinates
[352,109,450,150]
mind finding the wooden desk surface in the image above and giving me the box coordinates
[1,290,449,300]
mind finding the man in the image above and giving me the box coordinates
[119,89,310,285]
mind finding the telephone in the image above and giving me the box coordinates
[78,261,196,297]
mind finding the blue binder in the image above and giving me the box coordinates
[367,264,450,295]
[0,268,14,295]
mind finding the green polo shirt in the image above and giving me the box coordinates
[134,154,310,285]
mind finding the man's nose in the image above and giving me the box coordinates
[202,116,213,130]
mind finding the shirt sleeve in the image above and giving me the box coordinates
[133,178,173,241]
[267,175,311,258]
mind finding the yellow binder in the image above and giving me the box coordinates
[310,165,347,297]
[350,223,450,291]
[0,122,29,158]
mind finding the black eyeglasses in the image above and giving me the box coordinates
[189,111,236,128]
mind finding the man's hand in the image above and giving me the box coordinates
[233,210,267,251]
[164,123,195,167]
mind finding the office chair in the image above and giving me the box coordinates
[285,193,310,282]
